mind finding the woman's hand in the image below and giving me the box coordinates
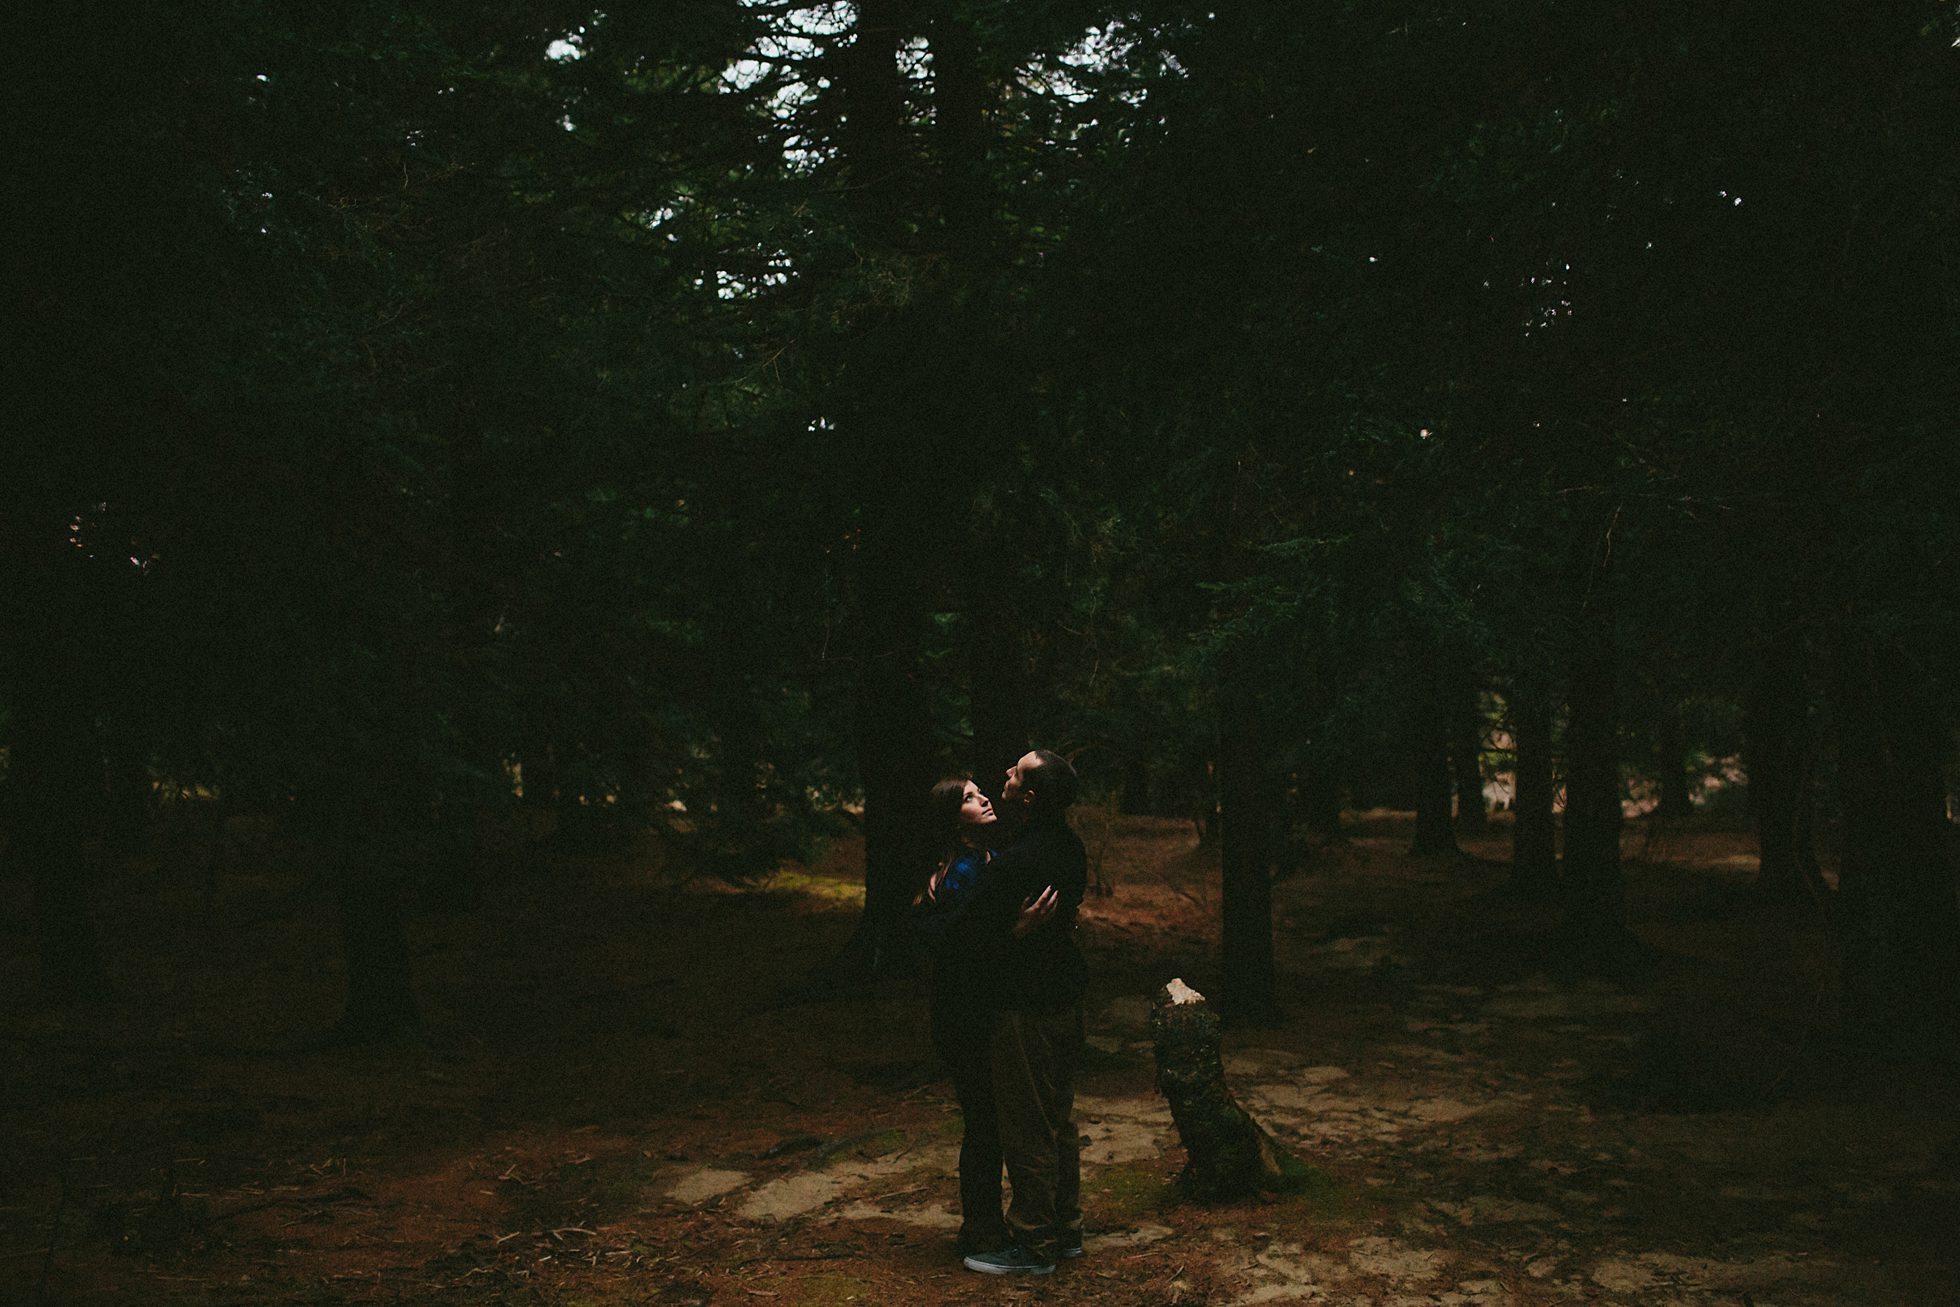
[1013,885,1059,937]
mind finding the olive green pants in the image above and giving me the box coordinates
[991,1003,1084,1261]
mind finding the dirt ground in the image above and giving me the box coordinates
[3,812,1957,1306]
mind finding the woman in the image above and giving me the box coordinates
[919,775,1007,1256]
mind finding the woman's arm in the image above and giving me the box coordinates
[919,850,988,944]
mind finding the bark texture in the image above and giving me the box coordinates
[1744,646,1827,910]
[1300,761,1344,840]
[827,0,938,979]
[1832,633,1960,1049]
[334,864,420,1040]
[16,692,110,1002]
[1561,608,1631,954]
[1409,680,1459,856]
[1217,669,1276,1024]
[1452,672,1489,833]
[1508,682,1558,897]
[1656,703,1695,823]
[330,807,422,1041]
[1150,979,1312,1201]
[10,534,110,1002]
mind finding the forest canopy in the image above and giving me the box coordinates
[5,1,1958,1047]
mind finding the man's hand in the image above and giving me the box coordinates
[1013,885,1059,937]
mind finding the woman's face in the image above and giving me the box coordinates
[960,781,997,832]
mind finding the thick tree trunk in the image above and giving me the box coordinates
[1452,673,1489,833]
[1151,979,1313,1201]
[304,745,424,1040]
[333,848,421,1041]
[16,702,111,1002]
[9,537,111,1002]
[1656,703,1695,823]
[1561,609,1634,957]
[1300,760,1343,839]
[104,740,151,857]
[1409,677,1458,856]
[520,742,557,809]
[1509,682,1558,897]
[1833,633,1960,1049]
[1217,665,1276,1024]
[199,783,229,916]
[705,669,773,881]
[929,6,988,260]
[1744,650,1825,908]
[827,0,938,981]
[931,11,1026,810]
[967,601,1028,804]
[839,538,937,980]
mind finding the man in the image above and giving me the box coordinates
[961,749,1088,1276]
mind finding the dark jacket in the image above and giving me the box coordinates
[969,815,1088,1011]
[920,848,993,1025]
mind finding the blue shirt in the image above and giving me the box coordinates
[921,848,992,1013]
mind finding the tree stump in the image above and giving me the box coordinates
[1150,978,1313,1201]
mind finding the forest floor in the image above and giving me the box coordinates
[3,811,1958,1307]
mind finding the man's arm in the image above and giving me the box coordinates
[1001,827,1085,938]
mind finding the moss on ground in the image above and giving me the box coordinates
[1263,1156,1384,1228]
[1090,1161,1178,1221]
[748,1271,874,1305]
[819,1125,910,1163]
[766,868,866,905]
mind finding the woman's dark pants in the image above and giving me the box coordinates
[934,1008,1006,1252]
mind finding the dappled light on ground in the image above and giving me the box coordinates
[2,815,1953,1305]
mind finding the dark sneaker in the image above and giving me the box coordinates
[1059,1237,1084,1259]
[962,1245,1057,1275]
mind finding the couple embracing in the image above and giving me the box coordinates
[920,750,1088,1276]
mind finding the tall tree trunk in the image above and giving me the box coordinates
[199,781,229,916]
[827,0,938,980]
[1452,670,1489,833]
[839,532,937,980]
[930,5,988,261]
[333,844,420,1041]
[1509,681,1558,897]
[1833,632,1960,1049]
[1409,670,1458,856]
[104,738,151,857]
[311,777,422,1041]
[15,687,111,1003]
[1298,669,1344,839]
[9,532,110,1002]
[1300,759,1343,840]
[931,9,1025,807]
[1561,606,1633,956]
[702,650,771,879]
[968,607,1028,803]
[1217,662,1276,1024]
[520,741,558,810]
[1656,702,1695,823]
[1744,646,1824,907]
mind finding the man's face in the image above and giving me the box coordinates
[1002,752,1041,811]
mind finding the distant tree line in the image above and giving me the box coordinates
[5,2,1956,1050]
